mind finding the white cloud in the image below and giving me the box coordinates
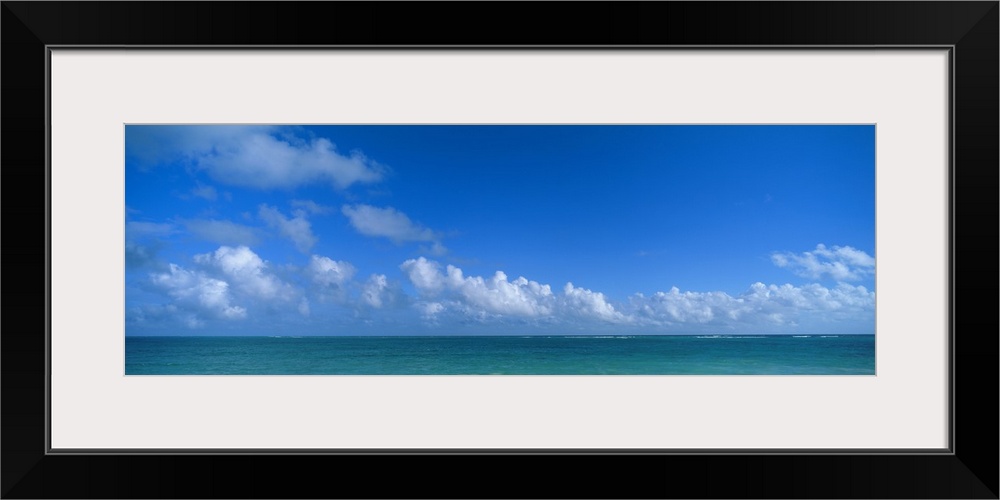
[127,303,215,330]
[562,283,629,323]
[183,219,260,246]
[128,125,270,166]
[129,126,386,190]
[259,204,317,253]
[401,258,555,318]
[125,125,386,189]
[342,204,446,253]
[743,282,875,313]
[419,301,445,318]
[194,246,293,300]
[291,199,334,215]
[449,268,555,317]
[423,241,449,257]
[190,183,218,201]
[771,244,874,281]
[143,247,300,328]
[362,274,391,308]
[633,287,740,324]
[214,134,384,190]
[308,255,356,288]
[298,298,311,316]
[398,258,874,331]
[149,263,247,323]
[631,282,875,328]
[400,257,446,295]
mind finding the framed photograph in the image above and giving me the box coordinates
[4,2,996,498]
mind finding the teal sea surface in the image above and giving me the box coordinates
[125,334,875,375]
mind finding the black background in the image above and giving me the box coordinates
[2,2,997,498]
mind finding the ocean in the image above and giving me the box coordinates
[124,334,875,375]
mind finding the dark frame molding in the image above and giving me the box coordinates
[3,2,996,498]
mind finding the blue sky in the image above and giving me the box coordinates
[125,125,875,335]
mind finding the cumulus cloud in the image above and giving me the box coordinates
[401,258,556,318]
[400,257,446,295]
[771,244,875,281]
[342,204,446,254]
[631,288,733,324]
[562,283,629,323]
[397,257,874,331]
[143,246,309,328]
[630,282,874,328]
[194,245,294,300]
[259,204,317,253]
[127,126,385,190]
[743,282,875,313]
[361,274,393,308]
[308,255,357,288]
[449,268,555,317]
[183,219,260,246]
[149,263,247,324]
[418,301,445,319]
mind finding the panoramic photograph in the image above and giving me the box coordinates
[124,124,875,375]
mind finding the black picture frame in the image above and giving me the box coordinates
[3,2,996,498]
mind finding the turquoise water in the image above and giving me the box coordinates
[125,335,875,375]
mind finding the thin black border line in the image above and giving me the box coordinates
[45,44,955,50]
[123,122,881,125]
[947,44,956,456]
[44,45,53,457]
[45,46,955,456]
[51,448,950,456]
